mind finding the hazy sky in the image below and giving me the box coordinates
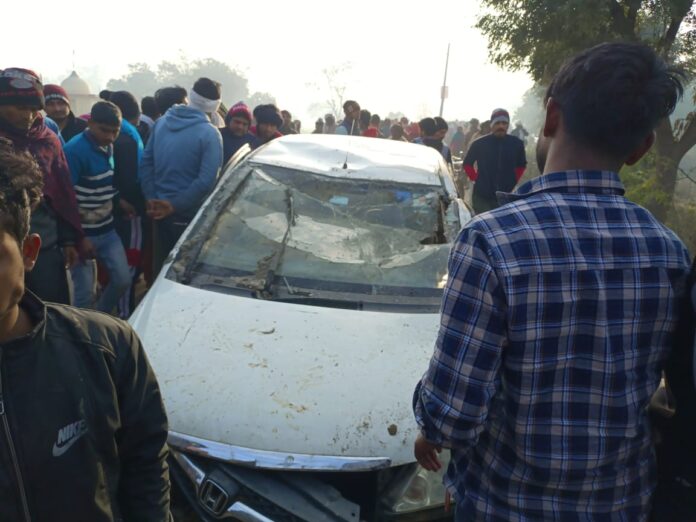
[4,0,534,124]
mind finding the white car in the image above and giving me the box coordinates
[130,134,471,521]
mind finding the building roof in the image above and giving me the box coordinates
[61,70,91,96]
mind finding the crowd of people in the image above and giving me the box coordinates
[0,66,534,319]
[0,39,694,522]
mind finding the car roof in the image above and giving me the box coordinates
[248,134,446,186]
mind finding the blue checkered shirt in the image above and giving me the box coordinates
[414,171,691,521]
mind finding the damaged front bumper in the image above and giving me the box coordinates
[169,431,450,522]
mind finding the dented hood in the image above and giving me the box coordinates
[130,278,439,467]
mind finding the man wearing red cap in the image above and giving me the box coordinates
[43,84,87,143]
[221,102,255,164]
[0,68,84,304]
[463,107,527,213]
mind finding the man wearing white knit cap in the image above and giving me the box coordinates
[140,77,223,276]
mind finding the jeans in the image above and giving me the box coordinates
[71,229,130,313]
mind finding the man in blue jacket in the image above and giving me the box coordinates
[140,77,223,277]
[65,101,131,313]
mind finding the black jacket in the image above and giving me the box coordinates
[464,133,526,201]
[113,132,145,216]
[61,112,88,143]
[0,292,171,522]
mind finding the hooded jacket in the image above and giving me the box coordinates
[140,105,222,219]
[0,292,170,522]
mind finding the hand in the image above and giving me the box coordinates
[81,238,97,259]
[63,246,79,269]
[146,199,175,220]
[119,199,137,219]
[414,433,442,472]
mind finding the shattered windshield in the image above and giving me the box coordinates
[175,163,461,311]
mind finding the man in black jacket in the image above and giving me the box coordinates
[0,140,171,521]
[464,108,527,213]
[43,84,88,143]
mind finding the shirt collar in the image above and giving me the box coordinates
[497,170,625,205]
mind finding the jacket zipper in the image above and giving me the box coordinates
[0,349,32,522]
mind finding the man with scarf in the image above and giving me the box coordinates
[0,68,83,304]
[140,77,223,277]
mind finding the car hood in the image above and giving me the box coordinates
[130,278,440,467]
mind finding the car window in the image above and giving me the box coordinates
[172,163,461,312]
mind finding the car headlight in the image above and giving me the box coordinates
[381,451,450,514]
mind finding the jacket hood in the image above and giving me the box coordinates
[164,104,212,132]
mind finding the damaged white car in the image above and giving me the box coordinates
[130,134,471,521]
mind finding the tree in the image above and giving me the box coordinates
[107,58,259,109]
[477,0,696,221]
[247,91,277,108]
[305,63,352,120]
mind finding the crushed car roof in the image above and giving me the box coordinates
[249,134,446,186]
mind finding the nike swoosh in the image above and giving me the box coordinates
[52,431,86,457]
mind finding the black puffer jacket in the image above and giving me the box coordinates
[0,292,170,522]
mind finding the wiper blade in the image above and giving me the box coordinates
[259,187,295,298]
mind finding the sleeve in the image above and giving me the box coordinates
[56,215,78,246]
[139,124,156,199]
[113,136,145,213]
[116,326,172,522]
[516,139,527,168]
[413,226,508,448]
[463,140,479,181]
[169,129,223,214]
[63,143,82,186]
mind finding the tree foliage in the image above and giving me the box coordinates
[478,0,696,81]
[477,0,696,220]
[106,58,275,110]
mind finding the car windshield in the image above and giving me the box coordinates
[172,163,461,312]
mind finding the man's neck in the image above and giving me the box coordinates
[543,139,622,175]
[0,302,33,344]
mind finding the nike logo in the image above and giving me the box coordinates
[52,420,87,457]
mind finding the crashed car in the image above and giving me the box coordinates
[129,134,472,521]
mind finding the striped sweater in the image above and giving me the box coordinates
[64,131,117,236]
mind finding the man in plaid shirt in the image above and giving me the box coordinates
[413,42,692,521]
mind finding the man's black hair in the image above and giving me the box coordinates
[370,113,381,126]
[546,41,684,158]
[109,91,140,121]
[141,96,159,119]
[343,100,360,112]
[0,139,43,244]
[90,101,122,127]
[359,109,371,128]
[419,117,437,137]
[192,77,221,101]
[98,89,112,101]
[434,116,448,132]
[154,86,187,114]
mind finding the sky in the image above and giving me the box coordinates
[3,0,534,125]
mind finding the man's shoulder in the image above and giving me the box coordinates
[63,132,87,151]
[45,303,136,360]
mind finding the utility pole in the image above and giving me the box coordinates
[439,43,451,118]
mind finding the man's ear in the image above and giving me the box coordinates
[543,98,561,138]
[625,132,656,166]
[22,234,41,272]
